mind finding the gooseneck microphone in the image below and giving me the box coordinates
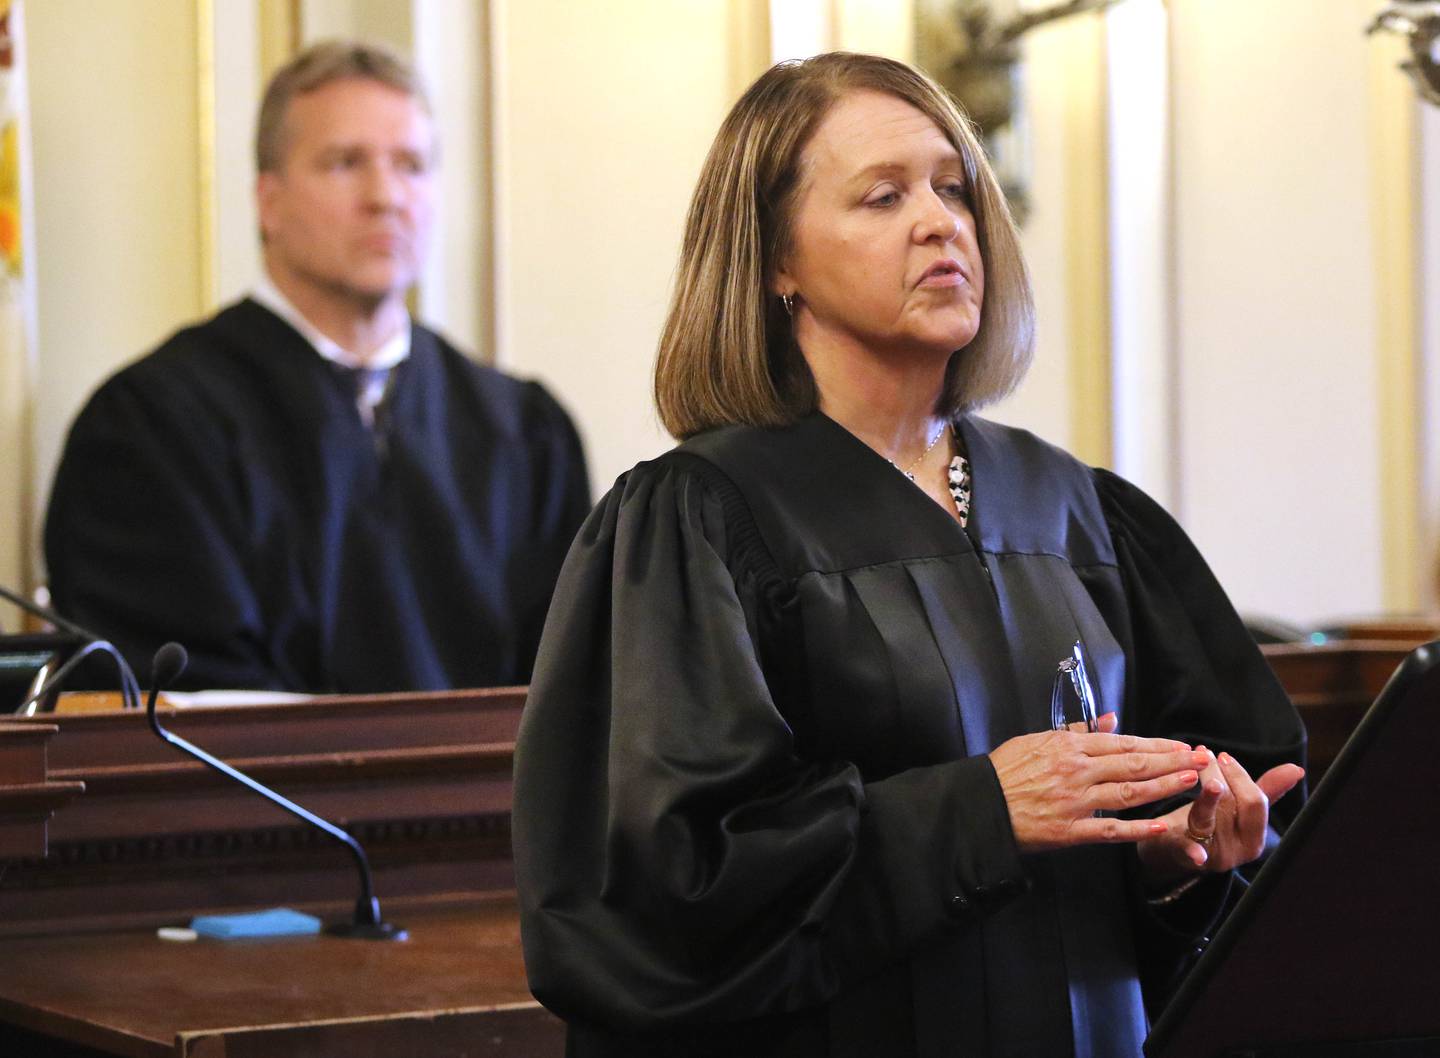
[0,582,141,712]
[146,642,407,941]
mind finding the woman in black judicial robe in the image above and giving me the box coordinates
[512,54,1307,1058]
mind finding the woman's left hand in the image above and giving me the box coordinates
[1136,747,1305,886]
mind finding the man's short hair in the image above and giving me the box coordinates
[255,39,430,173]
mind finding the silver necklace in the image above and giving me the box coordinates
[890,422,949,481]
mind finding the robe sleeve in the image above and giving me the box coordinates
[513,457,1028,1032]
[44,367,283,691]
[1088,469,1307,795]
[512,379,592,681]
[1084,468,1308,1009]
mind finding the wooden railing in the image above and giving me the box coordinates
[0,722,84,860]
[1263,622,1439,782]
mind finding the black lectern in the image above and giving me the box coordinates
[1145,641,1440,1058]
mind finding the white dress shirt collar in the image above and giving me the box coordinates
[250,276,411,372]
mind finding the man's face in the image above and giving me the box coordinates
[257,78,436,308]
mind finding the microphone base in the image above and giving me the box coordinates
[324,920,409,942]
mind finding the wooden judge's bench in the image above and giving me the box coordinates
[0,688,564,1057]
[0,623,1434,1057]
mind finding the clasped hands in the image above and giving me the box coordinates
[988,712,1305,885]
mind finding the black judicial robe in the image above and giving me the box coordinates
[44,298,590,692]
[513,413,1305,1058]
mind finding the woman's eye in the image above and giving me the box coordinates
[939,183,969,201]
[866,190,899,208]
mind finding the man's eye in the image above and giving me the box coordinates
[396,154,428,175]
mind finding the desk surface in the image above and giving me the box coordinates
[0,897,562,1057]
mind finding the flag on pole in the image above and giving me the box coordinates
[0,0,35,616]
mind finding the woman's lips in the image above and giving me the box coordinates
[917,261,966,288]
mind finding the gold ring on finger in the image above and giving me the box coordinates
[1184,825,1213,849]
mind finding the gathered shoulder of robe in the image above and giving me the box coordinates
[44,297,591,692]
[513,412,1305,1058]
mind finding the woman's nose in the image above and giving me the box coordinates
[913,191,962,243]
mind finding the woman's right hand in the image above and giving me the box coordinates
[988,715,1209,853]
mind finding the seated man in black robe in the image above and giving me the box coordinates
[43,41,590,693]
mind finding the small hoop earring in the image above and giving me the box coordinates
[780,292,795,318]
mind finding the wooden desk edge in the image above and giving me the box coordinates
[174,998,552,1038]
[174,1002,565,1058]
[0,996,162,1058]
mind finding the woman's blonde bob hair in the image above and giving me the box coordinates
[655,52,1034,440]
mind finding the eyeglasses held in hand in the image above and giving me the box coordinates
[1051,639,1099,733]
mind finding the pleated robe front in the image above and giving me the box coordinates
[513,412,1306,1058]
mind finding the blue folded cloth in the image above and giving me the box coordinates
[189,908,322,939]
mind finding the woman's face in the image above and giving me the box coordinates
[775,90,985,365]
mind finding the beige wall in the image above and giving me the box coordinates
[491,0,921,496]
[413,0,491,359]
[994,0,1421,627]
[27,1,206,583]
[0,288,31,599]
[213,1,265,309]
[1168,0,1398,624]
[1423,103,1440,608]
[987,14,1096,455]
[490,0,743,493]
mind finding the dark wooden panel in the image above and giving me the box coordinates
[1261,641,1423,782]
[0,722,85,859]
[0,690,525,935]
[1323,618,1440,643]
